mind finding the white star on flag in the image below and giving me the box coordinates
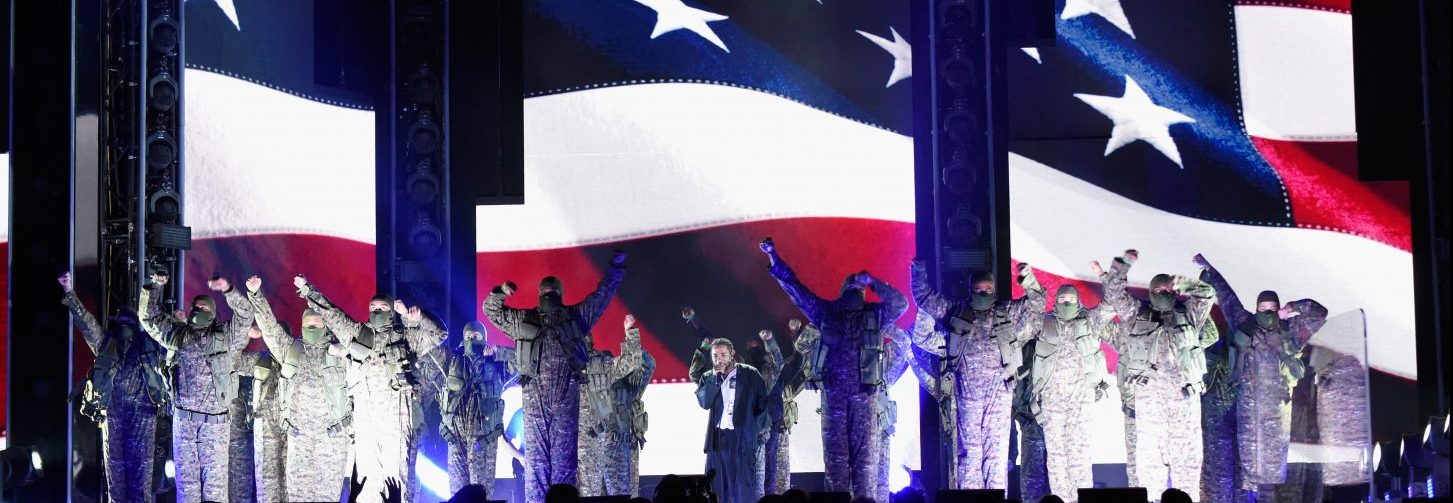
[634,0,731,53]
[856,27,911,88]
[1062,0,1134,38]
[1021,47,1042,64]
[1074,76,1196,168]
[188,0,240,30]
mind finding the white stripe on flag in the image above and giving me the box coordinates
[479,84,915,252]
[184,69,376,243]
[1009,152,1415,379]
[1235,5,1357,141]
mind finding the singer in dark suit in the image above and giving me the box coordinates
[684,308,803,503]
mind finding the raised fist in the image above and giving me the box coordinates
[611,250,628,267]
[788,319,803,332]
[393,300,408,314]
[499,281,517,296]
[1192,253,1210,269]
[910,258,926,272]
[246,276,262,293]
[681,307,696,321]
[58,272,73,293]
[1016,262,1032,276]
[151,272,170,287]
[1124,249,1139,262]
[758,238,775,255]
[207,277,230,292]
[293,275,308,289]
[855,271,873,286]
[1278,305,1299,320]
[1089,260,1104,277]
[759,329,773,341]
[624,314,636,330]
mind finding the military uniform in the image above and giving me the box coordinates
[1309,347,1370,486]
[481,264,625,503]
[1200,339,1248,503]
[440,336,517,497]
[1200,264,1328,491]
[908,264,1044,489]
[872,328,912,503]
[905,312,960,489]
[1016,283,1118,503]
[140,285,255,503]
[766,254,907,499]
[64,291,170,503]
[243,349,288,503]
[301,285,446,503]
[763,325,815,495]
[1101,257,1217,501]
[588,326,654,497]
[578,347,609,496]
[250,291,353,502]
[227,361,257,503]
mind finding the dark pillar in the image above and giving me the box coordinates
[8,0,77,500]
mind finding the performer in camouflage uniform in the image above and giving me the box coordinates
[60,272,170,503]
[482,251,627,503]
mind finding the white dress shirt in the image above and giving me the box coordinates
[717,366,738,430]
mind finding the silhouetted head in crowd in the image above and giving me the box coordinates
[849,496,876,503]
[1038,496,1064,503]
[1160,489,1192,503]
[545,484,579,503]
[783,487,810,503]
[449,484,488,503]
[628,497,653,503]
[758,494,789,503]
[888,487,926,503]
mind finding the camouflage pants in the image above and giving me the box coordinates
[1124,378,1203,501]
[350,384,422,503]
[1036,383,1091,503]
[1315,355,1370,486]
[1201,394,1247,503]
[101,405,158,503]
[228,397,256,503]
[821,388,881,499]
[522,378,580,503]
[764,427,791,494]
[1015,417,1050,503]
[603,436,636,496]
[1236,385,1291,489]
[173,413,232,503]
[449,435,499,497]
[875,428,893,503]
[285,420,349,502]
[956,374,1014,489]
[252,416,286,502]
[577,425,605,496]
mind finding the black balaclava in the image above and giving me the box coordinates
[1053,284,1081,321]
[539,276,564,311]
[1149,274,1176,312]
[969,271,996,311]
[368,294,394,329]
[1255,290,1281,328]
[461,320,489,355]
[745,339,767,369]
[189,295,216,329]
[839,273,866,309]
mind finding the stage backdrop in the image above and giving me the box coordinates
[479,0,920,479]
[1004,0,1409,463]
[181,0,377,344]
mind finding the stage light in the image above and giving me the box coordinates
[148,15,179,54]
[0,445,43,488]
[414,455,451,501]
[408,117,442,156]
[146,131,177,170]
[149,72,178,112]
[1426,416,1450,455]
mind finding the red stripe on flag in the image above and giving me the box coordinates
[1252,137,1411,251]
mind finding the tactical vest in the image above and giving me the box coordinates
[817,307,885,387]
[82,330,170,420]
[277,339,350,428]
[1030,315,1097,398]
[1233,319,1305,392]
[513,308,589,381]
[347,325,417,390]
[174,323,241,406]
[945,304,1023,380]
[442,353,510,438]
[1123,306,1213,392]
